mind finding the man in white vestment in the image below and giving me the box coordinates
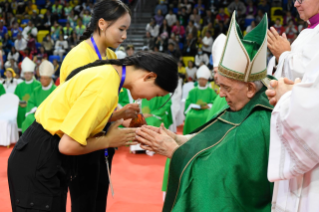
[267,0,319,80]
[266,50,319,211]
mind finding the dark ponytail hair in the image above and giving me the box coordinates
[80,0,131,41]
[66,51,179,93]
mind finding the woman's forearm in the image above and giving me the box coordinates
[59,134,110,155]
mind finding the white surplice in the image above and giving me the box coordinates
[268,55,319,212]
[274,24,319,80]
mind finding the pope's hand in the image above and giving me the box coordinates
[267,27,291,61]
[266,77,301,106]
[144,123,176,140]
[136,125,179,158]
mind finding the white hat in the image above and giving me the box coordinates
[115,50,127,59]
[212,33,226,68]
[21,57,36,73]
[219,11,268,82]
[196,65,211,80]
[39,60,54,77]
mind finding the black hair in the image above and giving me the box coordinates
[66,51,178,93]
[80,0,131,41]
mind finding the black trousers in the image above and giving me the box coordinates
[8,122,115,212]
[68,148,115,212]
[8,122,68,212]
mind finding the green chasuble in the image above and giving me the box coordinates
[206,95,228,122]
[118,88,131,108]
[163,87,274,212]
[21,84,56,133]
[141,94,173,128]
[183,86,217,134]
[0,83,5,96]
[14,80,41,129]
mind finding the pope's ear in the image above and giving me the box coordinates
[247,82,257,99]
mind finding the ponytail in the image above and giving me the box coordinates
[66,51,179,93]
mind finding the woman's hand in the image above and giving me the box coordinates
[266,78,301,106]
[106,119,138,147]
[59,120,138,156]
[136,125,179,158]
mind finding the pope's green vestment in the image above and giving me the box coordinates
[0,83,5,96]
[183,86,217,134]
[14,80,41,129]
[206,95,228,122]
[21,84,56,133]
[163,87,273,212]
[141,94,173,128]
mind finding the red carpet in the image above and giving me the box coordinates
[0,125,183,212]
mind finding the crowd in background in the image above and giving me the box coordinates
[0,0,307,86]
[0,0,133,83]
[141,0,306,83]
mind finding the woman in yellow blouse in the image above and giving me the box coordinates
[59,1,137,211]
[8,51,179,212]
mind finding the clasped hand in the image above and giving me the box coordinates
[266,78,301,106]
[267,27,291,61]
[135,124,179,158]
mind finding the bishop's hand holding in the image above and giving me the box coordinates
[111,103,140,122]
[144,123,176,140]
[266,77,301,106]
[267,27,291,61]
[136,125,179,158]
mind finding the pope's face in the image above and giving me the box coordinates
[218,74,251,111]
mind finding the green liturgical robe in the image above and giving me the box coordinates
[206,95,228,122]
[14,80,41,129]
[141,94,173,128]
[118,88,131,108]
[0,83,5,96]
[21,83,56,133]
[163,87,274,212]
[183,86,216,134]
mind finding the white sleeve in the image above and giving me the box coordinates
[268,57,319,182]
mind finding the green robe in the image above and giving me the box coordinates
[141,94,173,128]
[0,83,5,96]
[163,87,274,212]
[118,88,131,108]
[21,84,56,133]
[183,86,217,134]
[14,80,41,129]
[206,95,228,122]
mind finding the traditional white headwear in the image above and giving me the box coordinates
[219,11,268,82]
[21,57,36,73]
[39,60,55,77]
[196,65,211,80]
[212,33,226,68]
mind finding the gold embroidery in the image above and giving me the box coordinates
[218,65,267,82]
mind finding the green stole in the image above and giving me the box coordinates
[163,87,274,212]
[14,80,41,129]
[21,84,56,133]
[0,83,5,96]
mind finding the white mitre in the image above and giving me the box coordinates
[219,11,268,82]
[196,65,211,80]
[39,60,55,77]
[21,57,36,73]
[212,33,226,68]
